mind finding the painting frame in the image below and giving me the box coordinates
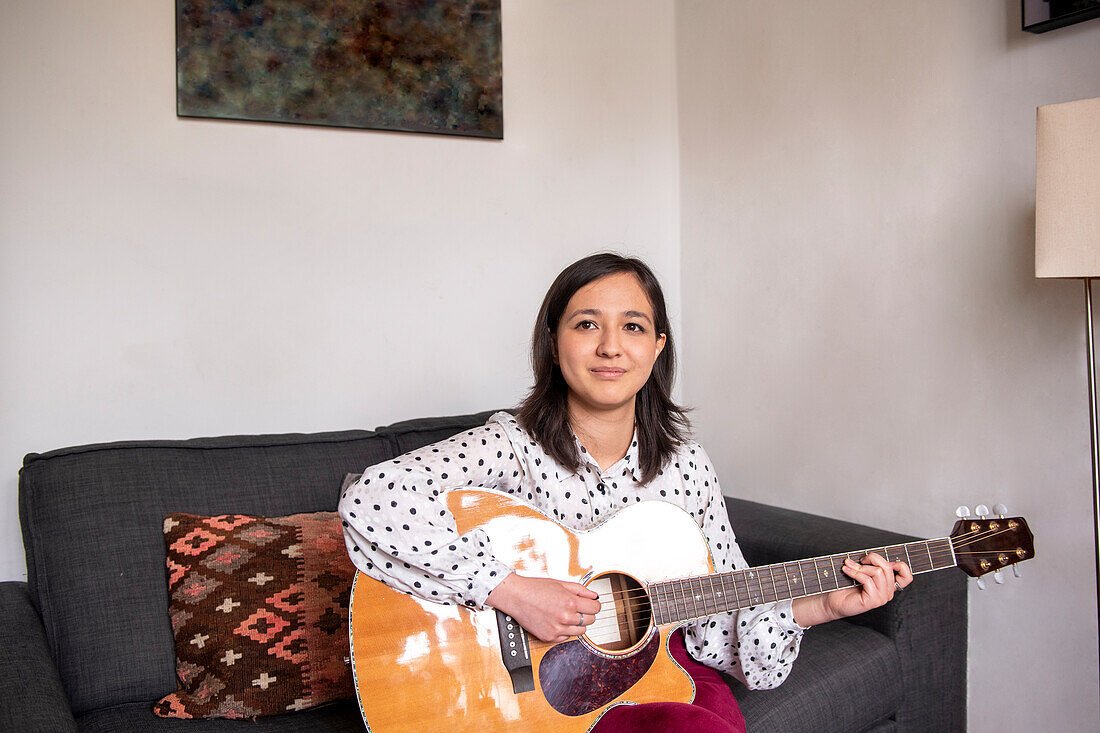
[1022,0,1100,33]
[175,0,504,139]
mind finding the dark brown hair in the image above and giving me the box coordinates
[516,253,690,484]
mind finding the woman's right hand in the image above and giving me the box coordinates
[486,572,601,643]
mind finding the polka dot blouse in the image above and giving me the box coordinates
[339,412,806,690]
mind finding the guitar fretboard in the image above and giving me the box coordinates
[648,538,955,625]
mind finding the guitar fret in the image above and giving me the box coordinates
[676,579,689,619]
[721,572,739,611]
[910,541,933,573]
[766,565,779,603]
[781,562,794,601]
[930,538,954,571]
[728,570,743,610]
[739,570,753,606]
[664,581,677,622]
[799,559,818,596]
[707,575,723,615]
[820,556,838,591]
[668,581,682,622]
[747,569,763,606]
[692,577,707,617]
[704,572,721,611]
[652,583,665,625]
[755,566,770,604]
[683,578,698,619]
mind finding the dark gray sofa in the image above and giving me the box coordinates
[1,410,966,732]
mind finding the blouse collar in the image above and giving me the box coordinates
[571,429,642,483]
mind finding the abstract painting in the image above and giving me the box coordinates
[176,0,503,138]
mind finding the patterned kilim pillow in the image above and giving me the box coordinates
[154,511,355,719]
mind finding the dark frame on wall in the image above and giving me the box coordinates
[175,0,504,139]
[1023,0,1100,32]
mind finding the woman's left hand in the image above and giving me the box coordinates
[792,553,913,627]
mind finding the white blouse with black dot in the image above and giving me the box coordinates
[339,412,805,690]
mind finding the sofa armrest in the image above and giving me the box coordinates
[725,496,967,732]
[0,581,78,732]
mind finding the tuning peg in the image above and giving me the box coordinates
[955,506,971,519]
[1013,566,1022,579]
[993,503,1008,517]
[975,504,990,517]
[994,571,1005,584]
[976,578,987,590]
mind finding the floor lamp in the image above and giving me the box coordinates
[1035,96,1100,672]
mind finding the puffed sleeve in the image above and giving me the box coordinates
[338,416,523,609]
[679,443,807,690]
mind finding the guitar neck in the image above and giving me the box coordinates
[648,537,956,626]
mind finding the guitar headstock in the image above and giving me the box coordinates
[950,513,1034,578]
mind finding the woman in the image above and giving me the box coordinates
[339,253,911,731]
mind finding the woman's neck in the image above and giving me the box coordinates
[568,399,635,474]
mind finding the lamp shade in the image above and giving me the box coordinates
[1036,96,1100,278]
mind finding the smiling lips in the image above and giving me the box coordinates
[590,367,626,378]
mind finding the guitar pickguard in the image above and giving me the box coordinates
[538,631,661,716]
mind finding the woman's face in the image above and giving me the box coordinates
[553,272,667,417]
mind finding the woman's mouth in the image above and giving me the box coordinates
[590,367,626,378]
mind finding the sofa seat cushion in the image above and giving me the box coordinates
[79,700,364,732]
[732,619,901,733]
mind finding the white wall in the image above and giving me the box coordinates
[676,1,1099,730]
[0,0,682,581]
[5,0,1096,729]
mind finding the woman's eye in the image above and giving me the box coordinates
[625,323,645,333]
[576,320,597,330]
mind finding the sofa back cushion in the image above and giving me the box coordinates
[19,429,393,715]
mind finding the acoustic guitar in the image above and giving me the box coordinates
[348,489,1033,732]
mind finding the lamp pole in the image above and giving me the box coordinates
[1086,278,1100,662]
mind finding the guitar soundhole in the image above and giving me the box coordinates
[583,572,652,653]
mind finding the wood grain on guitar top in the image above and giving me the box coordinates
[349,489,713,732]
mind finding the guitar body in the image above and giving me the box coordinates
[349,489,715,733]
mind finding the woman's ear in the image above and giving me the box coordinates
[655,333,667,358]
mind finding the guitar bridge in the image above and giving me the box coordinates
[495,609,534,694]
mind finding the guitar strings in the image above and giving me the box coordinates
[528,524,1025,647]
[571,523,1021,635]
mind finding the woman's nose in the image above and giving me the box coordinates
[597,331,622,357]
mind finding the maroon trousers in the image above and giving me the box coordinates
[590,630,747,733]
